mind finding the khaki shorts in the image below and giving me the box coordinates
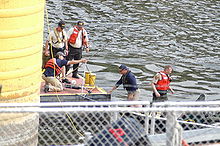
[127,89,140,101]
[42,74,63,92]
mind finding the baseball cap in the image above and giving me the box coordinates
[58,20,65,29]
[56,51,65,57]
[77,21,84,27]
[119,64,128,70]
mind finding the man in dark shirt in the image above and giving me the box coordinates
[42,52,87,92]
[109,64,140,103]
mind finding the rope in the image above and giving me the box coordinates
[44,3,84,138]
[45,2,55,78]
[66,44,110,76]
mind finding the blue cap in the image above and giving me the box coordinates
[119,64,128,70]
[77,21,84,26]
[58,20,65,28]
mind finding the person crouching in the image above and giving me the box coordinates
[42,52,87,92]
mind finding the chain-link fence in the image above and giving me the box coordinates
[0,101,220,146]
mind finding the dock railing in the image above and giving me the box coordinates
[0,101,220,146]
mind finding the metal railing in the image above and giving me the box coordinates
[0,101,220,146]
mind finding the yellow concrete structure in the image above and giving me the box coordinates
[0,0,45,145]
[0,0,44,103]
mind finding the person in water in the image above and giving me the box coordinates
[109,64,140,106]
[151,65,174,102]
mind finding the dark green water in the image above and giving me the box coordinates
[45,0,220,101]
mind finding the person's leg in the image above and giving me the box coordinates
[133,89,140,100]
[72,49,82,78]
[127,89,141,107]
[42,74,49,85]
[160,93,168,101]
[66,44,74,74]
[152,92,168,102]
[152,93,158,102]
[128,90,140,101]
[127,92,134,101]
[43,76,63,92]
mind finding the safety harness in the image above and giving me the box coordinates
[52,28,65,44]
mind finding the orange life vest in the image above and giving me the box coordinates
[155,71,171,90]
[44,58,61,76]
[68,26,87,46]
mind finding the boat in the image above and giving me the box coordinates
[40,71,111,102]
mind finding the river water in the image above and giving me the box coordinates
[45,0,220,101]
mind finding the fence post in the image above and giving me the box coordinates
[144,111,149,134]
[166,111,182,146]
[111,104,118,122]
[150,112,155,135]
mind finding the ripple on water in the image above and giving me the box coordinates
[45,0,220,101]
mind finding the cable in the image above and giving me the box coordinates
[66,41,111,76]
[44,3,84,138]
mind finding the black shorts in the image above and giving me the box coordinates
[152,90,168,102]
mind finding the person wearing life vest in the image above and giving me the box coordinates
[44,20,68,58]
[109,64,140,107]
[66,21,89,79]
[42,52,87,93]
[151,65,174,102]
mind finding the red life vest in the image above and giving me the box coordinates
[155,71,171,90]
[68,26,87,46]
[44,58,61,76]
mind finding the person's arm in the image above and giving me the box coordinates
[67,59,87,65]
[63,31,69,56]
[45,31,53,56]
[108,77,122,93]
[85,46,89,53]
[44,40,50,56]
[151,73,161,97]
[60,66,66,78]
[65,40,68,50]
[108,86,117,94]
[169,86,175,94]
[64,40,69,56]
[151,83,160,97]
[83,29,89,53]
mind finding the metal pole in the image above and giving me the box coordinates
[166,111,182,146]
[144,112,149,134]
[150,112,155,135]
[111,104,118,122]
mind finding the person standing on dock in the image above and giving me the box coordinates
[109,64,140,106]
[44,20,68,58]
[151,65,174,102]
[66,21,89,79]
[42,52,87,93]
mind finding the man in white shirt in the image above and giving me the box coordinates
[45,20,68,58]
[66,21,89,78]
